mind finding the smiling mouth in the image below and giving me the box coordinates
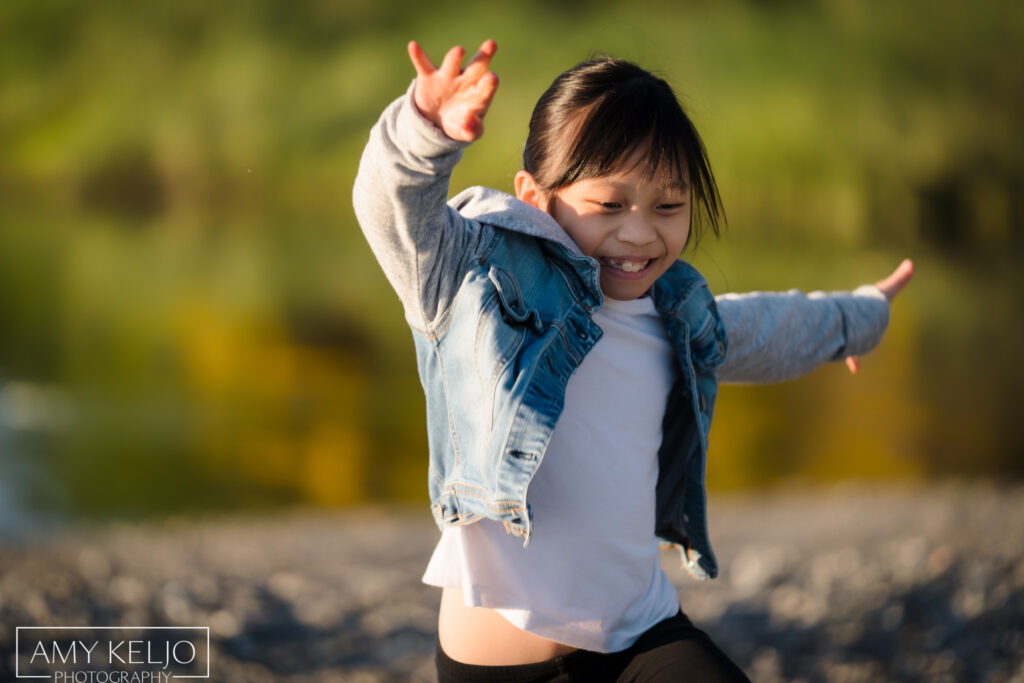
[599,257,652,273]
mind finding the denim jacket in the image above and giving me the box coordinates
[353,87,890,579]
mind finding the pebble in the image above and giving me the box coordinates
[1,485,1022,682]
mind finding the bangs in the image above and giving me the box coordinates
[555,82,689,188]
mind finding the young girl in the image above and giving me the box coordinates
[353,40,912,682]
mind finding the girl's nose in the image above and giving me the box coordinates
[618,209,657,245]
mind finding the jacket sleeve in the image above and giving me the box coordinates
[352,83,489,330]
[714,285,890,384]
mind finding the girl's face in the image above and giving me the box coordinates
[518,150,691,301]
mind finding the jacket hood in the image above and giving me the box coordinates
[449,186,585,257]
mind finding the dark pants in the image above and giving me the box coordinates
[435,611,751,683]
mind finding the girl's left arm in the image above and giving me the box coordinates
[715,260,914,384]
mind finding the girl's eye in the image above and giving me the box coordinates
[600,202,622,210]
[658,203,685,211]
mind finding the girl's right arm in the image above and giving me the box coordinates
[352,41,498,330]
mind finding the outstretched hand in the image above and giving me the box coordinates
[407,39,499,142]
[845,258,915,374]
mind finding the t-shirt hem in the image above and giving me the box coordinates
[421,574,676,653]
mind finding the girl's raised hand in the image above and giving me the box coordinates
[845,258,915,374]
[407,40,499,142]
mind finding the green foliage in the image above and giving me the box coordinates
[1,0,1021,519]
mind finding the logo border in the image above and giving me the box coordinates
[15,626,211,679]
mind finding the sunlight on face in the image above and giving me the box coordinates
[547,152,691,301]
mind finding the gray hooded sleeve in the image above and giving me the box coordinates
[715,285,890,383]
[352,85,489,331]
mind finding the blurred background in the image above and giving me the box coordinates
[1,0,1021,526]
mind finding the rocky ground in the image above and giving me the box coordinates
[1,482,1022,682]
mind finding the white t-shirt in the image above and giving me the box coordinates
[422,295,681,652]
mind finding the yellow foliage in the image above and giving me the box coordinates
[303,424,368,506]
[172,298,375,504]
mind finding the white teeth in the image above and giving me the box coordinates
[601,258,650,273]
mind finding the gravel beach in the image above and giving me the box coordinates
[1,483,1022,682]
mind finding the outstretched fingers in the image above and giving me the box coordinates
[846,258,915,374]
[439,45,466,77]
[410,39,496,81]
[462,39,497,80]
[407,41,435,77]
[405,39,499,142]
[876,258,915,303]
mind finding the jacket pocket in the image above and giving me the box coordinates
[473,266,542,393]
[488,266,544,334]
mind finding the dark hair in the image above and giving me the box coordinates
[523,57,723,246]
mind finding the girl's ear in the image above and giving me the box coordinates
[514,170,545,209]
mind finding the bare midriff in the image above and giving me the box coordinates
[438,587,581,665]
